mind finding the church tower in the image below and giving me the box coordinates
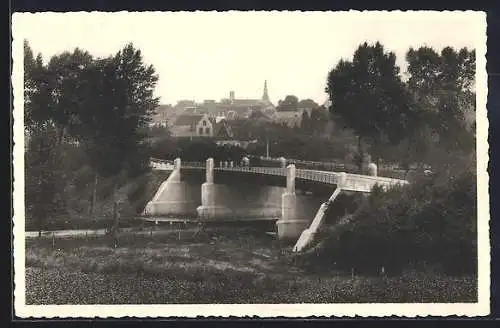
[262,80,270,102]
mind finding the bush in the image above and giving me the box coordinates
[149,137,180,160]
[299,169,477,276]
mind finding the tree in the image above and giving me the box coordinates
[298,98,319,109]
[405,46,476,170]
[276,95,299,112]
[25,41,160,222]
[406,46,475,106]
[45,48,94,145]
[300,110,310,132]
[326,42,418,171]
[24,41,67,235]
[309,107,329,136]
[24,40,52,134]
[76,43,160,208]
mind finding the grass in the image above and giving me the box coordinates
[24,226,477,304]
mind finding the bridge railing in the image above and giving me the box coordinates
[250,155,358,172]
[149,158,409,188]
[182,162,206,168]
[150,157,174,165]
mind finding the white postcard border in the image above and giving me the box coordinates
[12,10,490,318]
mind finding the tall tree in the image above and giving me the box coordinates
[24,41,66,235]
[76,43,160,203]
[300,110,310,132]
[326,42,418,170]
[309,107,329,136]
[277,95,299,112]
[24,40,51,134]
[298,98,319,109]
[45,48,94,145]
[406,46,475,106]
[405,46,476,170]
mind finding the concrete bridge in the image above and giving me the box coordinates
[144,158,409,252]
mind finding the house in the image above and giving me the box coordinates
[248,109,273,124]
[213,119,234,140]
[212,118,257,149]
[171,113,214,138]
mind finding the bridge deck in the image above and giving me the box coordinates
[151,160,408,193]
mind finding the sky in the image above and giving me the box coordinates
[13,11,484,106]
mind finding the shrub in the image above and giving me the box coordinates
[299,169,477,276]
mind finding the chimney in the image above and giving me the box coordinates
[229,91,235,101]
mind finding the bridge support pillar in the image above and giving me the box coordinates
[197,158,232,219]
[143,158,199,217]
[276,164,309,241]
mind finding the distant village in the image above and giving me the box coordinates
[148,81,333,149]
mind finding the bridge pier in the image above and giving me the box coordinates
[276,164,310,241]
[144,158,199,217]
[197,158,233,219]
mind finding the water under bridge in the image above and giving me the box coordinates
[146,158,409,252]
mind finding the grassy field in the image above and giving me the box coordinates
[25,225,477,304]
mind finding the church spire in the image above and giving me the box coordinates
[262,80,269,102]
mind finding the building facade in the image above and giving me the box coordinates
[171,113,214,138]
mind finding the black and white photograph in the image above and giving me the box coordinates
[12,10,489,317]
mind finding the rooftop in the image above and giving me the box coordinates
[174,114,205,126]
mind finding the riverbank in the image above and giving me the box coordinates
[24,226,476,304]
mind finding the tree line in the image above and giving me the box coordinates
[326,42,476,174]
[24,40,159,234]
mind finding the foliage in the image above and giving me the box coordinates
[76,44,159,179]
[384,46,476,172]
[326,42,419,166]
[214,144,246,163]
[298,98,319,109]
[300,110,310,132]
[246,134,352,162]
[24,40,160,231]
[406,46,475,98]
[150,137,247,164]
[309,107,329,136]
[301,169,477,276]
[325,42,476,174]
[25,126,67,232]
[276,95,299,112]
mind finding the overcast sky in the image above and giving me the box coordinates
[14,11,484,105]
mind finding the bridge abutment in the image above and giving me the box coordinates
[276,164,310,241]
[144,158,200,217]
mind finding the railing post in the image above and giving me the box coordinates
[286,164,296,193]
[368,162,378,177]
[174,158,181,171]
[206,158,214,183]
[338,172,347,188]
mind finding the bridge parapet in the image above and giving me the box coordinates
[150,158,409,192]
